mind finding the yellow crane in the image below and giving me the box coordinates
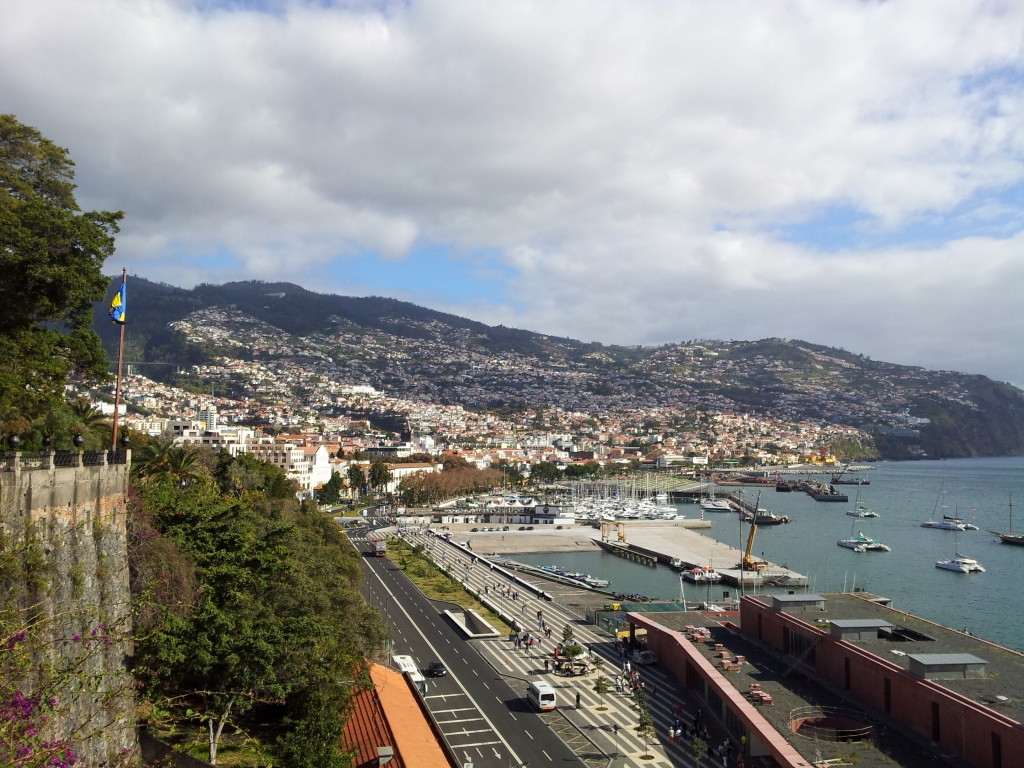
[601,520,626,543]
[739,491,768,571]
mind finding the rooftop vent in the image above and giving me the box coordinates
[829,619,893,641]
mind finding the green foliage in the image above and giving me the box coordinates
[564,461,601,479]
[688,736,708,764]
[531,461,563,484]
[562,623,575,643]
[0,114,122,422]
[369,461,392,494]
[316,471,345,505]
[130,463,386,765]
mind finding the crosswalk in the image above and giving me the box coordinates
[402,531,734,768]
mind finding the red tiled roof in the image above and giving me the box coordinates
[343,671,405,768]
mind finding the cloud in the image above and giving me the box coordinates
[2,0,1024,383]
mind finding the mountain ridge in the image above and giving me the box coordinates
[92,275,1024,460]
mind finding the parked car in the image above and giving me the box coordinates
[527,526,534,530]
[428,661,447,677]
[471,528,479,532]
[518,526,527,531]
[503,526,510,531]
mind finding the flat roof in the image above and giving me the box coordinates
[908,653,987,666]
[789,594,1024,719]
[772,593,824,602]
[830,619,893,628]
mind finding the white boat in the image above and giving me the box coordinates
[935,555,985,573]
[700,479,732,512]
[682,565,721,583]
[837,525,891,553]
[846,488,879,518]
[922,483,971,530]
[936,528,984,573]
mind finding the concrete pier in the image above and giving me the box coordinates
[595,525,808,588]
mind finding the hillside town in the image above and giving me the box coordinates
[66,304,975,497]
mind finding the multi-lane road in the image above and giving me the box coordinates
[349,521,585,768]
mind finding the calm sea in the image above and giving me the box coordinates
[516,457,1024,652]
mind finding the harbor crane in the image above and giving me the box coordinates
[739,491,769,571]
[601,520,627,543]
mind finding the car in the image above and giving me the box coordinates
[503,526,510,531]
[526,526,534,530]
[471,528,479,532]
[556,525,563,530]
[518,526,527,531]
[428,661,447,677]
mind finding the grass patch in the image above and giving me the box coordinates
[386,538,514,634]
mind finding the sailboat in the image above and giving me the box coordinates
[936,527,985,573]
[846,487,880,518]
[990,494,1024,546]
[922,483,967,531]
[700,477,731,512]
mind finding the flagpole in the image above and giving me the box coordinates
[111,268,126,449]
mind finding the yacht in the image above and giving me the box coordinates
[991,494,1024,546]
[700,478,732,512]
[922,483,968,530]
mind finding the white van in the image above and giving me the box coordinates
[392,654,426,686]
[526,680,557,711]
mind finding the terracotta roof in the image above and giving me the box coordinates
[342,664,454,768]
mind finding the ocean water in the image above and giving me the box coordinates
[516,457,1024,652]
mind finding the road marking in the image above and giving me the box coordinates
[443,728,492,736]
[508,712,516,720]
[542,749,552,761]
[482,682,489,689]
[366,565,523,766]
[471,668,478,675]
[525,730,534,739]
[451,741,501,748]
[437,717,484,725]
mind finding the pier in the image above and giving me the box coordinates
[593,524,808,588]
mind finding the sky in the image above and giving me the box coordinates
[3,1,1024,385]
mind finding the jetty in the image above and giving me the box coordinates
[594,524,807,588]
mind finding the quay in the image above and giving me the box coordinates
[594,522,808,588]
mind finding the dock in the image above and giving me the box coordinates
[594,525,807,588]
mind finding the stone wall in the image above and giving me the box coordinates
[1,450,137,764]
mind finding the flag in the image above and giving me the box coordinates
[109,281,126,325]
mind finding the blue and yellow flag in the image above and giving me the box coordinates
[109,281,126,325]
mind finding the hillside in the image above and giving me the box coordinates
[93,276,1024,460]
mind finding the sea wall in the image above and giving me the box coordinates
[0,450,136,764]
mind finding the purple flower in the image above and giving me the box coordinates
[72,634,81,643]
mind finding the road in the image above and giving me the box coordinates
[348,521,585,768]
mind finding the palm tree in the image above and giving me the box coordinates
[133,440,174,481]
[68,399,110,433]
[166,447,203,487]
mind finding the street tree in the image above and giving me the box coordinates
[562,623,575,643]
[369,461,392,494]
[0,114,123,423]
[592,675,610,710]
[316,471,345,505]
[347,462,366,496]
[688,736,708,765]
[637,703,656,759]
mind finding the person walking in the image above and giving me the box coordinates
[575,691,581,709]
[651,683,657,699]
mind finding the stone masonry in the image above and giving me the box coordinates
[1,450,136,765]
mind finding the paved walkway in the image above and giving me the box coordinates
[405,532,743,768]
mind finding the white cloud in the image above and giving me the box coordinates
[2,0,1024,383]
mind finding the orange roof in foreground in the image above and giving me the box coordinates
[342,664,453,768]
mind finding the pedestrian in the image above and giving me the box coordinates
[576,691,581,709]
[544,659,550,672]
[651,683,657,698]
[668,727,675,744]
[675,702,682,716]
[615,677,623,694]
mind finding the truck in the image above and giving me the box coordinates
[630,649,657,666]
[374,540,387,557]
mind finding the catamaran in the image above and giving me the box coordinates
[838,520,891,553]
[936,528,985,573]
[846,487,880,518]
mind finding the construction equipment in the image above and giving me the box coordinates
[601,520,626,543]
[739,491,768,571]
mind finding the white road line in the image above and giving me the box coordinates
[525,730,534,739]
[452,741,502,748]
[444,728,492,736]
[542,749,552,761]
[366,565,523,766]
[437,717,484,725]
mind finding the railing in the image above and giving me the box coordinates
[1,451,130,471]
[789,706,874,742]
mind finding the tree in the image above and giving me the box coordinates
[531,461,563,484]
[0,114,123,422]
[369,461,392,495]
[347,463,366,495]
[561,642,584,673]
[688,736,708,766]
[592,675,610,711]
[68,397,110,441]
[562,623,575,643]
[636,702,655,759]
[316,471,344,505]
